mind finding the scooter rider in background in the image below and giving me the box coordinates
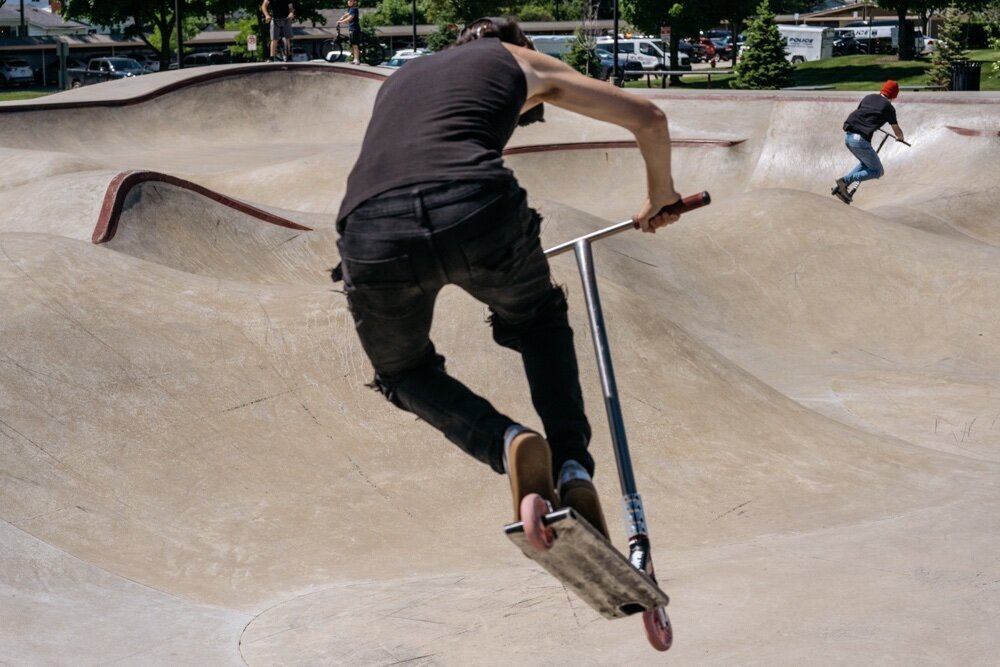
[833,80,905,204]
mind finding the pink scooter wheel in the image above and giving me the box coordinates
[520,493,555,552]
[642,606,673,651]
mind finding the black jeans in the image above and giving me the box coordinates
[337,179,593,478]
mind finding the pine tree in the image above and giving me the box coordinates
[927,4,967,87]
[733,0,794,90]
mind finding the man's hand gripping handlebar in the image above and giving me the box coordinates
[633,191,712,233]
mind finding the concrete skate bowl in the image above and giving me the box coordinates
[2,64,999,665]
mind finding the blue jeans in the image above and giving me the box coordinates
[842,132,884,184]
[336,179,593,478]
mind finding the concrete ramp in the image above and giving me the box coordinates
[2,65,999,664]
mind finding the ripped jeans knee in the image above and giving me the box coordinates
[489,284,570,352]
[368,351,447,407]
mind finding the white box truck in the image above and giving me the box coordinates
[844,20,923,53]
[776,25,834,63]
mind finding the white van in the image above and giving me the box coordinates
[776,25,834,63]
[595,36,690,70]
[530,34,576,59]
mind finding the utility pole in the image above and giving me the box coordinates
[612,0,620,86]
[20,0,27,37]
[175,0,185,68]
[411,0,417,51]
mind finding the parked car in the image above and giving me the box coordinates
[676,40,697,63]
[703,29,730,41]
[1,57,36,87]
[66,57,146,88]
[169,51,231,69]
[131,54,161,73]
[290,47,309,62]
[833,30,862,56]
[694,37,718,59]
[710,37,733,61]
[594,47,645,81]
[35,56,87,86]
[382,48,431,68]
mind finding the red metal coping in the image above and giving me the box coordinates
[946,125,1000,137]
[92,170,312,244]
[94,137,740,244]
[504,138,745,155]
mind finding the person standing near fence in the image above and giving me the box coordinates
[832,80,905,204]
[337,0,362,65]
[262,0,295,62]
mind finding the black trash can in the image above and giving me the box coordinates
[950,60,982,91]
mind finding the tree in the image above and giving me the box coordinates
[422,0,497,24]
[974,0,1000,76]
[518,4,555,21]
[873,1,930,60]
[563,25,601,78]
[927,3,967,86]
[620,1,707,85]
[370,0,427,27]
[733,0,793,89]
[60,1,329,68]
[425,23,458,51]
[62,0,207,68]
[664,3,718,84]
[712,0,757,65]
[225,14,260,61]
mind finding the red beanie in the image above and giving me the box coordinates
[881,80,899,99]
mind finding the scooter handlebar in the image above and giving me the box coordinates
[632,191,712,229]
[877,127,912,147]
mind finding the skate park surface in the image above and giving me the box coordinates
[2,62,999,665]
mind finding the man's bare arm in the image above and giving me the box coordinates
[504,44,680,231]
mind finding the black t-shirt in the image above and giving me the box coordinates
[843,93,897,142]
[269,1,292,19]
[347,7,360,33]
[337,38,526,222]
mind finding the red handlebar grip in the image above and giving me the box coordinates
[660,191,711,216]
[632,191,712,229]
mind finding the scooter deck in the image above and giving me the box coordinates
[504,507,669,619]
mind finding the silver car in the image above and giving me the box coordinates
[1,58,35,87]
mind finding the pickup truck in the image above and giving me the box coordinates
[66,56,146,88]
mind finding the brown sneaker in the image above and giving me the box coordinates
[559,478,610,539]
[506,431,556,521]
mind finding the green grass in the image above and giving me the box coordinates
[626,48,1000,91]
[0,87,56,101]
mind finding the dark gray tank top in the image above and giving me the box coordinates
[337,38,527,222]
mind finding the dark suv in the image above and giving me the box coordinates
[833,30,862,56]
